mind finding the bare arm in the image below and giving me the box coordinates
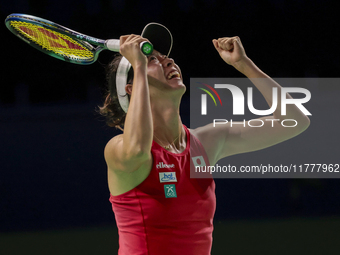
[193,37,310,165]
[105,35,153,173]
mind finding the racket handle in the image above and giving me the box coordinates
[105,39,120,51]
[105,40,153,56]
[140,41,153,56]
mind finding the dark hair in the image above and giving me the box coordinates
[98,54,134,129]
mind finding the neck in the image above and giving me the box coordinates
[152,97,184,150]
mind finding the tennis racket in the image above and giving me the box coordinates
[5,13,153,65]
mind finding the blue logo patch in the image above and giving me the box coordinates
[159,172,177,183]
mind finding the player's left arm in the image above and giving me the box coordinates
[195,37,310,165]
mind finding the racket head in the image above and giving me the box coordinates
[5,14,100,65]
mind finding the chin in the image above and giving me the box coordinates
[168,79,186,91]
[173,81,186,96]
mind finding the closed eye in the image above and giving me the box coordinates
[148,55,157,62]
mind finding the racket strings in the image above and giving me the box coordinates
[10,21,94,61]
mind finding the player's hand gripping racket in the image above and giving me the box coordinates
[5,13,154,65]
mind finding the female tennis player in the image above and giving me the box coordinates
[99,23,310,255]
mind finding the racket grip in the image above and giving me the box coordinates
[105,39,153,56]
[105,39,120,52]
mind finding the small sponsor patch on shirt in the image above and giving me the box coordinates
[159,172,177,183]
[164,184,177,198]
[192,156,206,167]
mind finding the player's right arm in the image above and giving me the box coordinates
[105,35,153,174]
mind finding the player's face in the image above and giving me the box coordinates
[146,50,185,92]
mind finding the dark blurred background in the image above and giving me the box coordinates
[0,0,339,254]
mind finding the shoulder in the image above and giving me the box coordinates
[104,134,123,157]
[105,133,153,195]
[189,123,232,165]
[104,133,153,174]
[105,134,123,150]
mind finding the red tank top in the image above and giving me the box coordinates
[109,125,216,255]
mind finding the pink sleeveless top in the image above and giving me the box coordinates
[109,125,216,255]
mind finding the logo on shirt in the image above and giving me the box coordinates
[159,172,177,183]
[191,156,206,167]
[164,184,177,198]
[156,162,175,169]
